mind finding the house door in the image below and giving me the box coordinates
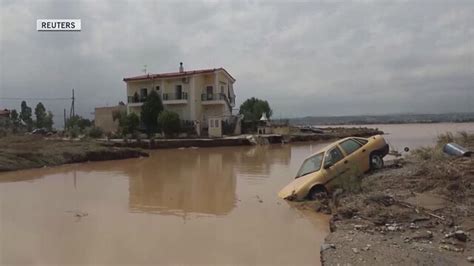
[206,86,213,100]
[176,85,182,100]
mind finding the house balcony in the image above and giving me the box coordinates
[163,92,188,105]
[201,93,235,107]
[201,93,231,105]
[127,96,146,107]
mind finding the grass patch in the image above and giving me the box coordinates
[411,131,474,161]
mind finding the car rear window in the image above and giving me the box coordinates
[353,137,368,145]
[339,139,363,155]
[296,153,323,178]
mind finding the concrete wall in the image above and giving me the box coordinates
[95,105,126,133]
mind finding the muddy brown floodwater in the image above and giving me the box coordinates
[1,123,473,265]
[0,143,330,265]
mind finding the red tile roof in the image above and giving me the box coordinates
[0,109,10,117]
[123,67,235,82]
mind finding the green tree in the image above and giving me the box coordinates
[10,109,20,127]
[20,101,33,131]
[34,102,47,128]
[238,97,273,122]
[140,90,164,135]
[127,113,140,135]
[158,110,180,137]
[44,111,54,131]
[113,111,139,136]
[87,126,104,138]
[66,115,92,130]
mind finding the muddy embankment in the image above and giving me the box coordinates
[306,132,474,265]
[106,127,384,149]
[0,135,148,172]
[288,127,384,142]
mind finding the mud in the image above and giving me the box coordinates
[319,156,474,265]
[0,135,148,172]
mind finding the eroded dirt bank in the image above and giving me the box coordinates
[0,135,148,172]
[315,134,474,265]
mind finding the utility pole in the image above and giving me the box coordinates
[64,109,67,129]
[69,89,75,119]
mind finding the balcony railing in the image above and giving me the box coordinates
[128,96,147,104]
[163,92,188,101]
[201,93,227,101]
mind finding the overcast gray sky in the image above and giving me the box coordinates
[1,0,473,125]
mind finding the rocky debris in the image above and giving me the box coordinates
[455,230,469,242]
[411,231,433,241]
[385,223,402,232]
[467,256,474,263]
[314,198,332,214]
[445,230,469,242]
[318,154,474,265]
[365,193,395,206]
[439,244,464,253]
[354,224,368,230]
[320,243,336,252]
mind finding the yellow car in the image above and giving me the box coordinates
[278,135,389,201]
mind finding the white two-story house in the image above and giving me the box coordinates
[123,63,236,134]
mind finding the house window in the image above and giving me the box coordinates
[140,88,148,100]
[210,120,214,128]
[155,86,160,91]
[215,120,220,128]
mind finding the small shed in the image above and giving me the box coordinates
[208,116,223,138]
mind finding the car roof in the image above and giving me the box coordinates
[304,136,363,159]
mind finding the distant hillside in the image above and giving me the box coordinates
[290,113,474,125]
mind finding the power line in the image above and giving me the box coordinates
[0,97,71,101]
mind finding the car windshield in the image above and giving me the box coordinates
[296,153,323,178]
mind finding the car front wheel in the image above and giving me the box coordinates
[307,186,327,200]
[370,153,384,170]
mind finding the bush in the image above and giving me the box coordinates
[113,111,140,137]
[68,125,81,138]
[87,126,104,138]
[66,115,92,130]
[158,110,180,137]
[180,120,196,136]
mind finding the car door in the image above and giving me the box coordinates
[339,138,369,173]
[322,146,349,190]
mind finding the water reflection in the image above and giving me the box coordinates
[236,145,292,176]
[127,149,237,216]
[0,145,292,217]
